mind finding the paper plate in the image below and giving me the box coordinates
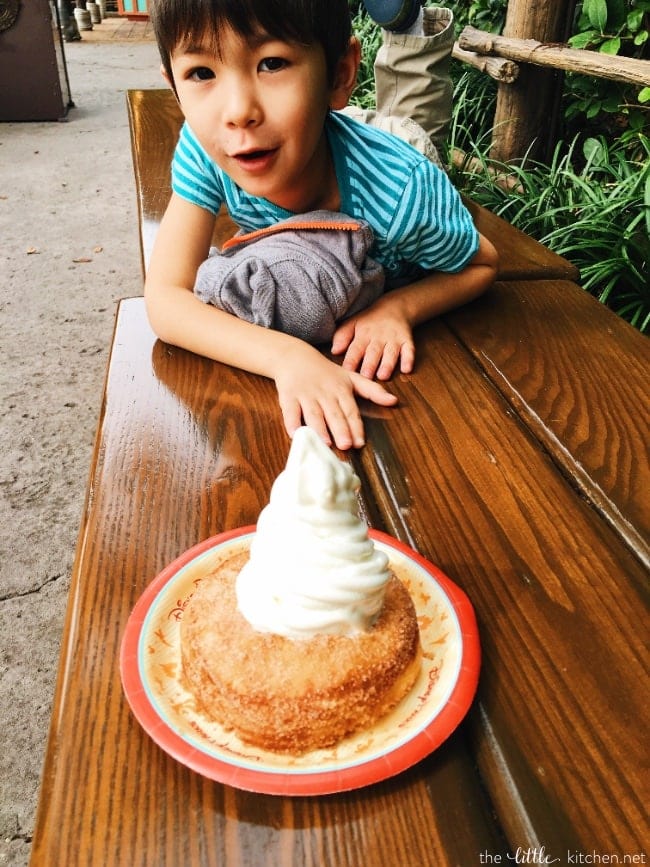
[120,526,480,795]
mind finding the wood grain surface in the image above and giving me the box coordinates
[30,299,507,867]
[354,314,649,855]
[462,197,580,281]
[446,279,650,567]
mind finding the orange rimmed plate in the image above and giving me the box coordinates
[120,526,480,795]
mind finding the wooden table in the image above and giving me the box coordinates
[30,280,649,864]
[29,90,649,865]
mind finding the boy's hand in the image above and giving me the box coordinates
[330,300,415,381]
[273,347,397,450]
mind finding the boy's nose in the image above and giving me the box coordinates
[223,81,262,128]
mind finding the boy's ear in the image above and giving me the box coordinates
[160,63,173,88]
[329,37,361,111]
[160,63,180,99]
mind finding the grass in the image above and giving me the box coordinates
[349,5,382,111]
[448,74,650,333]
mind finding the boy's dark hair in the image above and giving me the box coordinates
[151,0,353,87]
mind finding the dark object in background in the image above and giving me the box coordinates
[0,0,74,121]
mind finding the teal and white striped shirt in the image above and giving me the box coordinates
[171,110,479,282]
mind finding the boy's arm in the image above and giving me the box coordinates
[331,233,498,380]
[144,194,397,450]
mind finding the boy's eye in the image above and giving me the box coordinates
[189,66,215,81]
[259,57,288,73]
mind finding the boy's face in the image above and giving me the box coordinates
[167,26,356,213]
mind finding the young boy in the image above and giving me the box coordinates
[145,0,498,451]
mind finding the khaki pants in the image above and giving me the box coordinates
[344,7,454,166]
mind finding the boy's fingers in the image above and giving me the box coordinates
[331,321,355,355]
[323,400,363,450]
[399,342,415,374]
[279,398,305,441]
[301,411,335,448]
[376,342,411,380]
[341,341,367,372]
[352,374,398,407]
[365,343,399,380]
[297,397,360,451]
[359,344,384,379]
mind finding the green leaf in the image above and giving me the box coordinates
[585,0,608,31]
[639,87,650,104]
[569,30,599,49]
[633,30,648,46]
[586,101,603,118]
[627,9,645,31]
[603,95,622,112]
[599,36,621,54]
[583,137,606,164]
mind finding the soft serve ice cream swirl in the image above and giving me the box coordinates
[236,426,390,638]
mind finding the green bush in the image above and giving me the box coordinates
[450,126,650,331]
[565,0,650,145]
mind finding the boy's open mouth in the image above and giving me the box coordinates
[231,147,280,174]
[236,150,271,162]
[234,148,277,162]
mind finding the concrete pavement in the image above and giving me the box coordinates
[1,25,161,866]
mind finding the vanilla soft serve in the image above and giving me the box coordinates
[235,426,390,638]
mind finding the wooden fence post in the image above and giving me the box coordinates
[490,0,578,163]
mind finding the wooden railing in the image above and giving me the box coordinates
[448,0,650,163]
[454,26,650,87]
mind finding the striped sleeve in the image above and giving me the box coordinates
[329,114,479,275]
[171,123,225,215]
[388,159,479,273]
[346,133,411,230]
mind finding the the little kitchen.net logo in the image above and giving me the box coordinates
[479,847,648,865]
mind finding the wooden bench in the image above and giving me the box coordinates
[30,298,506,865]
[125,88,580,282]
[29,88,648,865]
[445,279,650,566]
[356,286,649,853]
[29,290,649,864]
